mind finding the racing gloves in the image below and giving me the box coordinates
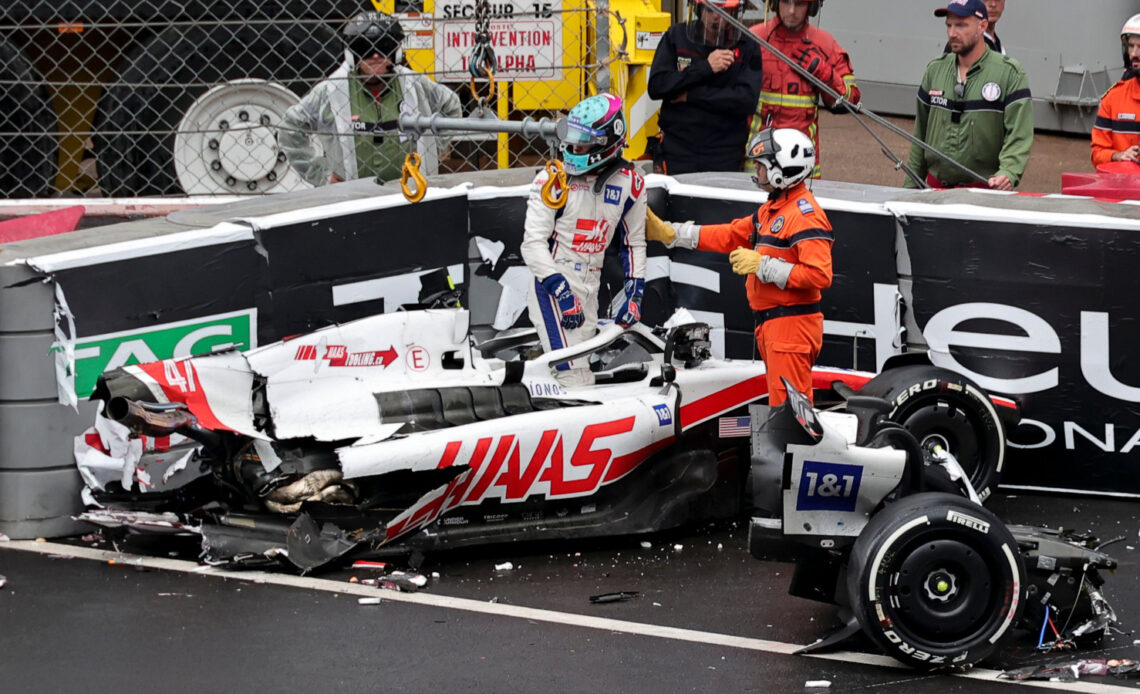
[728,248,794,290]
[614,277,645,328]
[796,46,834,86]
[541,273,585,329]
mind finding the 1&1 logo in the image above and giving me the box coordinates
[796,460,862,512]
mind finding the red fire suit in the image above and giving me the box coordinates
[697,181,833,405]
[1092,77,1140,166]
[748,18,859,177]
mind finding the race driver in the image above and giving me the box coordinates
[647,128,832,405]
[521,93,648,386]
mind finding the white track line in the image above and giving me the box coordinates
[1,541,1129,693]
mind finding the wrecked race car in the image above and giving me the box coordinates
[746,381,1120,670]
[75,307,1017,574]
[73,307,1119,670]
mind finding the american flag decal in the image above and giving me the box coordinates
[718,416,751,438]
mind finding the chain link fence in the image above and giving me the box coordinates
[0,0,607,198]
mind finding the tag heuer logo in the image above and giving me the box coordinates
[70,309,257,398]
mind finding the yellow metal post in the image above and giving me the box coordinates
[497,83,510,170]
[606,0,669,160]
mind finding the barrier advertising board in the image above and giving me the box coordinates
[891,198,1140,494]
[11,177,1140,497]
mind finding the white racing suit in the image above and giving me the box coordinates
[521,162,648,386]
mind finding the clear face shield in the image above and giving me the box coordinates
[686,1,743,49]
[1124,33,1140,74]
[747,128,778,187]
[557,119,609,173]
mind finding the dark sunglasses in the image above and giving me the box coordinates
[348,37,397,59]
[950,82,966,123]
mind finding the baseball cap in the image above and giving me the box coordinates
[934,0,987,20]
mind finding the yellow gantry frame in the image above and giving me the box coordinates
[380,0,669,167]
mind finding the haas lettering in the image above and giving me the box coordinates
[385,417,637,540]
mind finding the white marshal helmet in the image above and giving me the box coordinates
[746,128,815,190]
[1122,14,1140,68]
[1122,13,1140,40]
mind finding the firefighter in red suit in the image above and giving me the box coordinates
[648,128,832,406]
[748,0,860,178]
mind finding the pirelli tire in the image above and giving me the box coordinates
[858,365,1005,503]
[846,493,1025,671]
[93,23,341,197]
[0,38,58,198]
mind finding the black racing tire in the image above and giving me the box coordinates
[858,365,1005,503]
[846,492,1025,670]
[0,38,58,198]
[93,23,341,196]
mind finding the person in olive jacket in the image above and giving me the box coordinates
[906,0,1032,190]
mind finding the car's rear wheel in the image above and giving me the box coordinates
[846,492,1024,670]
[858,365,1005,502]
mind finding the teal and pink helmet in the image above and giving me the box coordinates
[559,93,627,175]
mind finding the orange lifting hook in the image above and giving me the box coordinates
[401,152,427,203]
[468,69,496,106]
[540,159,568,209]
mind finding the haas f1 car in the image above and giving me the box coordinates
[75,309,1117,669]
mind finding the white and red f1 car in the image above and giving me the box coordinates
[77,307,1015,566]
[77,307,1123,670]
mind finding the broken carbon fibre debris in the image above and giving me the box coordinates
[1000,658,1140,682]
[589,591,640,604]
[0,575,6,589]
[359,571,428,592]
[1013,525,1122,653]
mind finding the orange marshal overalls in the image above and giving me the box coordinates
[697,181,834,405]
[1092,77,1140,166]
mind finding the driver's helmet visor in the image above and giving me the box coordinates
[687,1,743,48]
[561,119,609,147]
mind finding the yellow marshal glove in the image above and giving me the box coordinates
[646,208,676,245]
[728,247,764,276]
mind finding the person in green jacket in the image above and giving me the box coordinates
[905,0,1032,191]
[279,12,462,187]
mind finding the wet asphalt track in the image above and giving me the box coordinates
[2,491,1139,693]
